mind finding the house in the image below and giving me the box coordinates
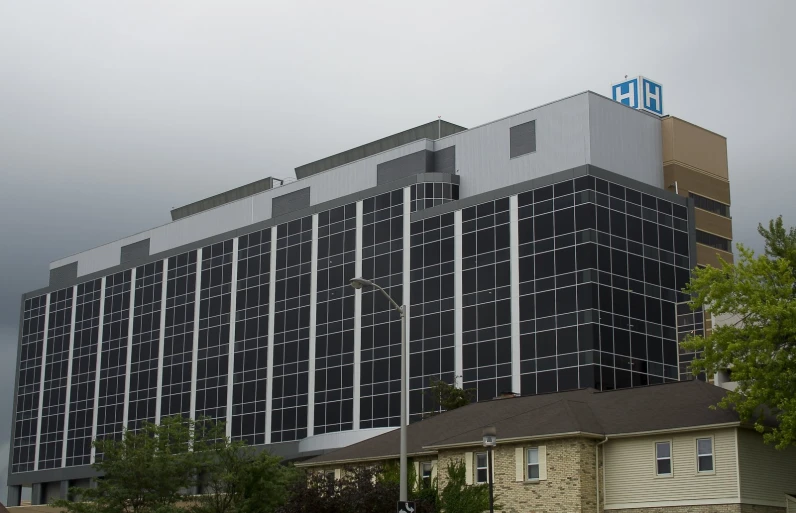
[298,380,796,512]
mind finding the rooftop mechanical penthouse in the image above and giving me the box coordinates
[7,91,734,505]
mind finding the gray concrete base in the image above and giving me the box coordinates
[6,485,21,507]
[31,482,43,505]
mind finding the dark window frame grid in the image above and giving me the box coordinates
[313,203,357,435]
[409,212,456,421]
[65,279,102,467]
[516,175,691,395]
[232,228,272,445]
[12,294,48,473]
[38,286,74,470]
[95,270,132,458]
[410,182,459,213]
[460,197,514,402]
[195,240,234,426]
[161,250,198,420]
[359,189,404,429]
[271,216,313,443]
[127,262,164,433]
[689,192,730,218]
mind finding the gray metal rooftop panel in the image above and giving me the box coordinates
[170,176,278,221]
[294,119,466,179]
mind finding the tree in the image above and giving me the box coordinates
[52,416,202,513]
[380,461,436,513]
[683,216,796,449]
[51,417,294,513]
[191,436,295,513]
[437,460,493,513]
[279,462,438,513]
[423,376,475,418]
[278,466,397,513]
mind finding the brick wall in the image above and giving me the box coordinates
[438,436,600,513]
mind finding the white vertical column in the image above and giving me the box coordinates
[352,201,363,429]
[509,195,521,394]
[454,211,463,384]
[122,267,137,431]
[155,258,169,425]
[402,187,412,419]
[189,249,202,420]
[90,277,107,464]
[306,215,319,436]
[33,292,51,471]
[225,239,239,438]
[264,228,277,444]
[61,285,78,466]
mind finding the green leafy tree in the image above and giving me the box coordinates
[424,376,475,418]
[191,436,295,513]
[380,460,436,513]
[51,416,203,513]
[437,460,494,513]
[683,216,796,449]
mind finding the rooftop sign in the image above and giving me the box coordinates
[612,76,663,116]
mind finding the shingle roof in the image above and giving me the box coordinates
[301,380,743,466]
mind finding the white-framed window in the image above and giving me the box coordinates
[655,441,672,476]
[696,437,714,473]
[526,447,540,480]
[475,452,489,484]
[421,462,433,488]
[514,445,546,483]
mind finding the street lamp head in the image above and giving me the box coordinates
[482,426,497,447]
[350,277,374,290]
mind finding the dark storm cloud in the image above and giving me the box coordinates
[1,0,793,502]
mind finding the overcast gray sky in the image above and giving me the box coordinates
[1,0,794,501]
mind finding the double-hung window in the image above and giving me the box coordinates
[655,441,672,476]
[475,453,489,484]
[421,462,433,488]
[697,438,714,472]
[526,447,540,480]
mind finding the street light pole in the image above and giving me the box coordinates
[399,303,407,502]
[487,445,494,513]
[482,426,497,513]
[350,277,408,502]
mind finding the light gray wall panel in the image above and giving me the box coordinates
[588,93,663,189]
[272,187,311,217]
[48,94,663,281]
[433,92,591,200]
[50,140,432,277]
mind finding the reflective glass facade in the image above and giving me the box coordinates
[65,279,101,466]
[12,294,47,473]
[232,229,271,445]
[38,287,73,470]
[10,170,697,477]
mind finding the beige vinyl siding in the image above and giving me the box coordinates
[604,428,739,507]
[738,428,796,506]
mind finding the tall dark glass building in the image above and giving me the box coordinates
[9,92,731,505]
